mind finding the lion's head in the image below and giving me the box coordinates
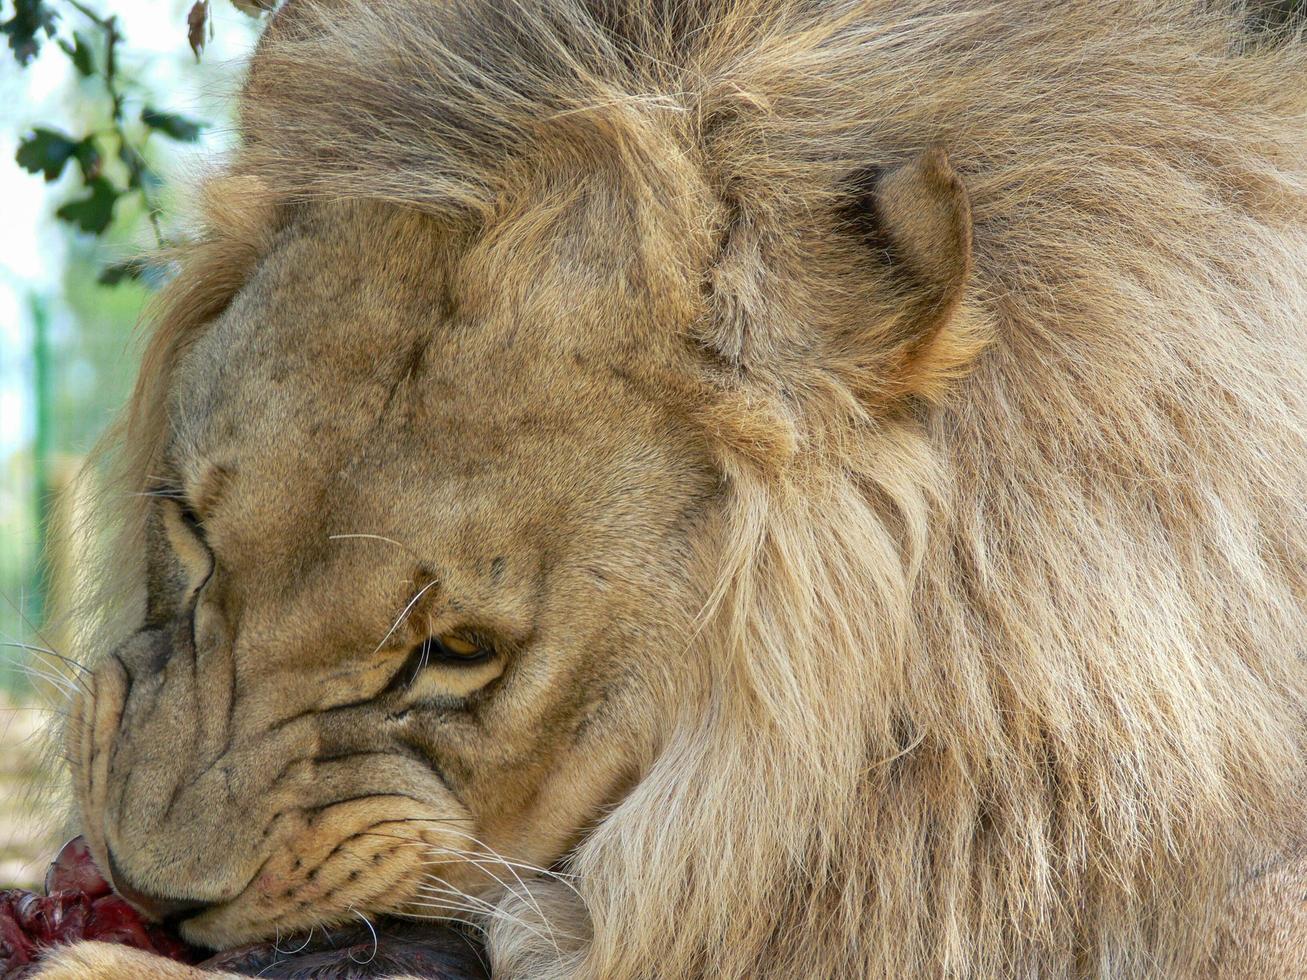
[64,2,1307,977]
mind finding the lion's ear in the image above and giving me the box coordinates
[704,148,980,413]
[842,147,978,403]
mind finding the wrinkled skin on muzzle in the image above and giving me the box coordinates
[74,625,465,942]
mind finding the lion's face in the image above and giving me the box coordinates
[68,197,717,947]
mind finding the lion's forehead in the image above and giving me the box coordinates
[172,200,693,471]
[159,197,715,649]
[174,308,686,527]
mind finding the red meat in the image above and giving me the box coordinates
[0,837,199,978]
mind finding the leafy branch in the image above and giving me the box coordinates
[3,0,274,284]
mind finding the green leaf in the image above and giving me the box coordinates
[58,31,95,76]
[73,138,102,180]
[119,141,144,185]
[15,127,79,181]
[231,0,276,15]
[1,0,58,66]
[55,176,120,234]
[141,106,204,142]
[99,256,173,289]
[98,257,148,286]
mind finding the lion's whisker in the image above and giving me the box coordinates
[424,846,585,940]
[5,662,79,702]
[0,591,66,675]
[356,822,587,925]
[409,893,489,922]
[328,532,420,559]
[372,579,440,655]
[356,824,591,899]
[272,924,314,956]
[0,704,68,717]
[13,659,90,701]
[422,865,567,956]
[349,827,559,934]
[403,907,492,940]
[425,843,553,940]
[347,908,379,965]
[419,865,539,923]
[431,827,590,902]
[1,647,92,703]
[0,641,91,676]
[413,881,566,949]
[384,821,575,879]
[417,879,496,910]
[129,489,186,501]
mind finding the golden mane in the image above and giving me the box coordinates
[84,1,1307,976]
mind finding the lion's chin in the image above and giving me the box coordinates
[177,896,408,953]
[196,916,488,978]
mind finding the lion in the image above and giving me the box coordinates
[32,1,1307,977]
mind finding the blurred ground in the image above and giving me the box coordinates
[0,692,62,890]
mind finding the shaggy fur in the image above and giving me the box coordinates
[45,1,1307,978]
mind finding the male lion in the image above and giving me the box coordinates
[36,1,1307,977]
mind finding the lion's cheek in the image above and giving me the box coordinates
[179,798,465,948]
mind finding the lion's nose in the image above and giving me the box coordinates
[106,846,210,924]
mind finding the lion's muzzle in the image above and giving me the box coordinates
[68,623,462,947]
[71,627,313,915]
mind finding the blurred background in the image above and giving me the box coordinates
[0,0,267,888]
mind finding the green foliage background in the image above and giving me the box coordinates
[0,0,268,696]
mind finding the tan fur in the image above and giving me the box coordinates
[33,943,232,980]
[45,2,1307,978]
[1208,854,1307,978]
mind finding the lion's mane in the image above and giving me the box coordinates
[90,1,1307,976]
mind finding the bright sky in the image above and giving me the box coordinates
[0,0,260,459]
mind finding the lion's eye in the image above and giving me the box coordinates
[153,481,205,540]
[389,631,501,699]
[434,634,482,658]
[394,633,492,690]
[177,501,205,538]
[156,493,214,596]
[410,633,491,669]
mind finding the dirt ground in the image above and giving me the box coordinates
[0,693,64,890]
